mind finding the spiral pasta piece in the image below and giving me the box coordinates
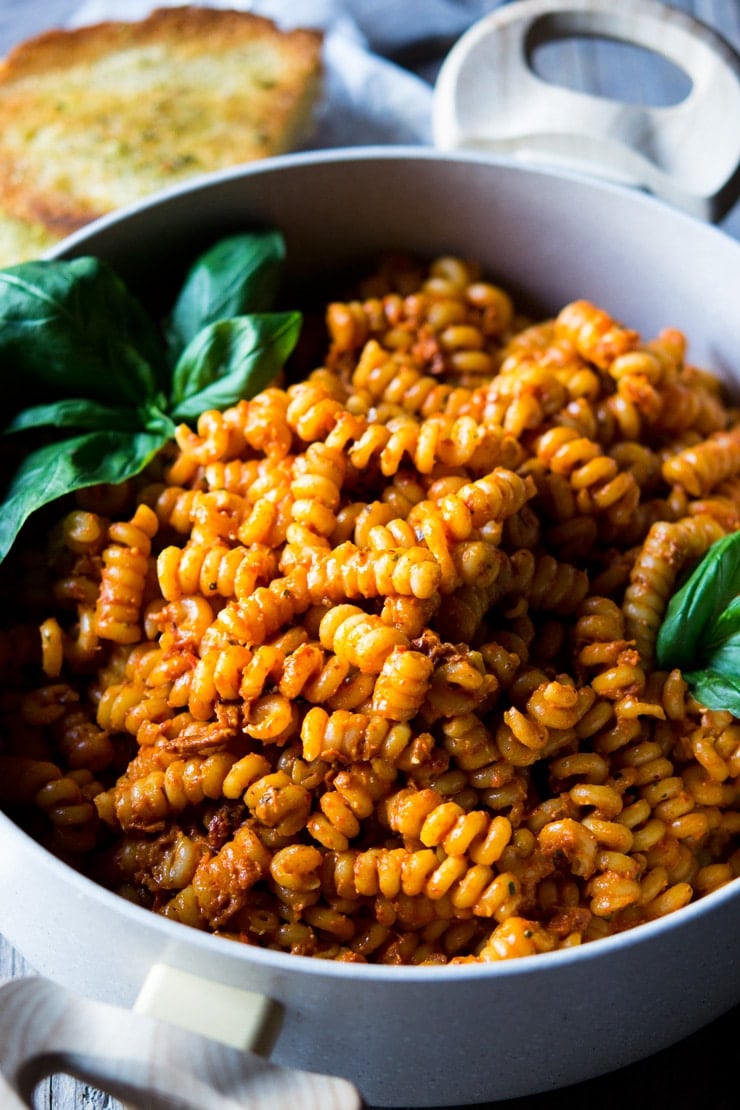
[623,514,726,663]
[301,707,394,763]
[554,300,639,369]
[347,338,473,416]
[318,604,409,674]
[661,427,740,497]
[285,380,344,443]
[307,541,441,602]
[347,405,524,478]
[162,823,272,929]
[212,567,311,647]
[0,755,100,852]
[371,647,435,721]
[533,426,640,525]
[99,751,239,832]
[94,505,159,643]
[282,442,347,569]
[157,541,277,602]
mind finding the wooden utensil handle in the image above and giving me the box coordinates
[0,977,360,1110]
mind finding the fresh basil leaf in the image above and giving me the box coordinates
[137,402,177,439]
[705,594,740,651]
[0,257,167,410]
[169,312,301,422]
[6,399,142,434]
[702,595,740,674]
[684,668,740,716]
[656,532,740,670]
[165,230,286,359]
[704,632,740,677]
[0,230,299,567]
[0,429,170,563]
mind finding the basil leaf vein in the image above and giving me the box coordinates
[0,429,170,562]
[169,312,301,420]
[656,531,740,671]
[165,230,286,359]
[0,258,167,408]
[6,399,143,434]
[683,668,740,716]
[657,531,740,714]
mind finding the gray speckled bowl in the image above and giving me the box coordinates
[1,148,739,1107]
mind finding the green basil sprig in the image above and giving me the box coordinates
[656,531,740,714]
[0,229,301,563]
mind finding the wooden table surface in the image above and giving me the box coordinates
[1,1,739,1107]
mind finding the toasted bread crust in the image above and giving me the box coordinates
[0,204,61,266]
[0,7,321,76]
[0,6,323,241]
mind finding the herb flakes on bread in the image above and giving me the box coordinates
[0,6,323,264]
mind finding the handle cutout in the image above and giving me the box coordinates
[528,33,692,107]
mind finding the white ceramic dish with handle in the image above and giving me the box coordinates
[1,2,740,1107]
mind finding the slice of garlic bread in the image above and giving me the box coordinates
[0,5,322,253]
[0,205,62,267]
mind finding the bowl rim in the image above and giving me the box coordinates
[47,143,740,267]
[2,803,738,986]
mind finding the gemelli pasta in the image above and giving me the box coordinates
[1,250,739,965]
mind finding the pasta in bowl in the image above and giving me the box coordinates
[0,148,738,1107]
[1,244,737,966]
